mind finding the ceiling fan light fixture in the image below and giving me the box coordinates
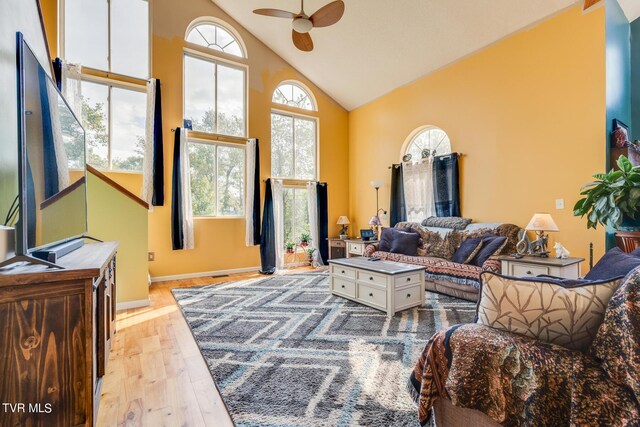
[292,17,313,33]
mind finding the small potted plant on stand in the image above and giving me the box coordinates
[300,233,311,247]
[306,248,316,266]
[285,242,296,254]
[574,155,640,248]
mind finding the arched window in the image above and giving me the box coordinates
[186,22,245,58]
[404,127,451,162]
[272,82,316,111]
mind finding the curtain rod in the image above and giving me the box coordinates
[388,152,464,169]
[262,179,327,186]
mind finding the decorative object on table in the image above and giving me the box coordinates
[525,213,559,257]
[336,216,350,239]
[421,148,432,159]
[368,215,382,239]
[611,119,629,148]
[285,242,296,254]
[574,155,640,232]
[515,228,530,255]
[553,242,570,259]
[360,229,375,241]
[306,248,316,265]
[300,233,311,246]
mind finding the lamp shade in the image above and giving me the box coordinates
[337,216,350,225]
[370,181,384,189]
[525,213,559,232]
[369,216,382,226]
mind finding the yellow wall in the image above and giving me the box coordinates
[40,0,350,279]
[87,171,149,304]
[348,5,607,270]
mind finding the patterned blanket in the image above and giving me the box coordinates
[408,268,640,426]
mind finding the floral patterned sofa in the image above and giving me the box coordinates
[363,221,522,301]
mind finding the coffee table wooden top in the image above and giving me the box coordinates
[329,257,426,275]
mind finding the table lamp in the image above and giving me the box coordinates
[337,216,350,239]
[369,215,382,239]
[525,213,559,257]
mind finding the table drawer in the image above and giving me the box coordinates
[512,263,549,277]
[348,242,365,255]
[332,277,356,298]
[357,270,387,286]
[394,272,422,287]
[333,240,346,248]
[395,284,422,309]
[357,283,387,309]
[331,265,356,280]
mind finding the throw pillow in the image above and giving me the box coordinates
[470,235,507,267]
[421,216,473,230]
[394,222,460,259]
[452,237,483,264]
[585,247,640,281]
[378,228,394,252]
[477,272,622,351]
[389,230,420,256]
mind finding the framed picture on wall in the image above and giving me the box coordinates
[612,119,629,148]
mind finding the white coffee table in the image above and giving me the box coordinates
[329,257,426,317]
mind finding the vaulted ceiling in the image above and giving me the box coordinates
[618,0,640,22]
[213,1,591,110]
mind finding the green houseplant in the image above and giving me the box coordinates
[285,242,296,254]
[574,155,640,230]
[300,233,311,246]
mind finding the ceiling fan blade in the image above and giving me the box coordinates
[253,8,297,19]
[583,0,602,11]
[292,30,314,52]
[310,0,345,28]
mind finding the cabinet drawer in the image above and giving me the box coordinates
[348,242,364,255]
[331,265,356,279]
[395,284,422,309]
[333,240,346,248]
[358,283,387,309]
[394,272,422,287]
[332,277,356,298]
[357,270,387,286]
[512,263,549,277]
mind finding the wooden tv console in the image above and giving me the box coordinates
[0,242,118,427]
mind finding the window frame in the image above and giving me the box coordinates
[58,0,152,79]
[401,125,452,162]
[188,136,247,219]
[270,107,320,182]
[184,17,248,60]
[272,80,318,112]
[182,47,249,139]
[282,184,311,253]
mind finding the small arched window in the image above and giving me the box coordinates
[186,22,245,58]
[404,127,451,161]
[272,82,316,111]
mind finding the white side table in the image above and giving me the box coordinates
[498,256,585,279]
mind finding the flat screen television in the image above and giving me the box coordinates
[2,32,87,268]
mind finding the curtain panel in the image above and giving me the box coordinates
[316,183,329,265]
[142,78,164,207]
[260,179,276,274]
[433,153,461,217]
[245,138,261,246]
[306,182,323,267]
[403,159,436,223]
[171,128,194,250]
[389,164,406,227]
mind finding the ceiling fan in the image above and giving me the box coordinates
[253,0,345,52]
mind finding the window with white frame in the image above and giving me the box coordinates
[272,82,316,111]
[188,140,245,217]
[271,112,317,180]
[283,187,310,246]
[183,21,247,138]
[404,127,452,161]
[62,0,149,172]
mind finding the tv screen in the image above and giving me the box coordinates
[18,33,87,253]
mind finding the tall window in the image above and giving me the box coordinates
[62,0,149,172]
[183,21,247,137]
[188,140,245,217]
[283,187,310,245]
[271,112,317,180]
[404,127,451,161]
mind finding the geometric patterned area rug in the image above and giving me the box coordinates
[171,272,476,427]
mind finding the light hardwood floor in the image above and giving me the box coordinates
[96,268,314,426]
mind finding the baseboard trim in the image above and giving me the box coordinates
[116,298,150,311]
[150,266,261,283]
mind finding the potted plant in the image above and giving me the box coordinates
[285,242,296,254]
[306,248,316,265]
[300,233,311,246]
[574,155,640,230]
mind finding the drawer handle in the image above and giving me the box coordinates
[341,270,345,274]
[369,276,374,281]
[369,293,374,297]
[406,277,411,282]
[526,271,532,275]
[341,285,345,288]
[407,293,411,298]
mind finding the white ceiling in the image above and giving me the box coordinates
[619,0,640,22]
[213,0,581,110]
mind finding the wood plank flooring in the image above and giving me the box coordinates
[96,268,313,426]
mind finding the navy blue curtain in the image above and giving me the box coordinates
[260,179,276,274]
[433,153,461,217]
[171,128,184,250]
[38,67,59,200]
[316,183,329,265]
[251,139,261,245]
[52,58,62,90]
[151,79,165,206]
[389,164,406,227]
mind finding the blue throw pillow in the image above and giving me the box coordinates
[389,230,420,256]
[584,247,640,281]
[631,247,640,257]
[452,237,483,264]
[470,235,507,267]
[378,228,395,252]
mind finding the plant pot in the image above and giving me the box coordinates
[619,214,640,232]
[301,242,309,247]
[0,226,15,262]
[286,249,295,254]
